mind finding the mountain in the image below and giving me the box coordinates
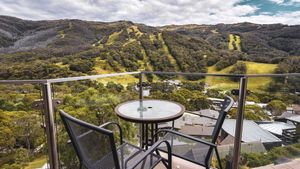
[161,22,300,61]
[0,15,300,80]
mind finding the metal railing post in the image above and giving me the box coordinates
[139,72,144,148]
[232,77,248,169]
[42,83,59,169]
[139,72,144,102]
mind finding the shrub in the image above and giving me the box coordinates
[229,62,247,82]
[215,56,237,70]
[69,59,95,73]
[266,100,287,116]
[243,153,272,167]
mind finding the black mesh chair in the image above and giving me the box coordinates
[59,110,172,169]
[155,96,234,169]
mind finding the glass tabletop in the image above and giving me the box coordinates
[115,99,185,123]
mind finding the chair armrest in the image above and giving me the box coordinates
[185,111,218,120]
[128,140,172,169]
[99,122,123,144]
[155,129,216,147]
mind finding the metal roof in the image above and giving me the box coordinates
[222,119,281,143]
[286,115,300,123]
[158,110,218,129]
[259,122,295,136]
[179,125,213,136]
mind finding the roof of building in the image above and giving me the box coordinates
[291,104,300,114]
[259,122,295,136]
[179,125,214,136]
[277,112,297,119]
[159,110,218,129]
[220,134,235,145]
[198,109,219,118]
[286,115,300,123]
[222,119,281,143]
[219,141,266,156]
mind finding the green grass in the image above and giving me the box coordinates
[206,61,277,91]
[54,62,68,68]
[58,30,65,38]
[149,34,156,43]
[126,25,143,37]
[92,38,104,48]
[93,58,138,85]
[157,33,180,71]
[228,34,241,51]
[106,30,123,45]
[122,38,136,46]
[25,156,47,169]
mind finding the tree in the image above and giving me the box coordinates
[106,81,124,93]
[215,56,237,71]
[0,111,16,152]
[181,81,205,91]
[190,95,212,110]
[266,100,287,116]
[150,82,176,93]
[14,148,30,168]
[69,59,95,73]
[229,62,247,82]
[14,112,44,152]
[229,105,270,121]
[206,89,225,98]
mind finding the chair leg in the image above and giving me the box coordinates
[215,148,222,169]
[171,121,175,129]
[160,159,170,169]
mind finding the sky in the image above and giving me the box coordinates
[0,0,300,26]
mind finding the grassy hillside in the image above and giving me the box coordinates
[93,58,138,85]
[157,32,180,71]
[1,16,299,87]
[206,61,277,91]
[228,34,241,51]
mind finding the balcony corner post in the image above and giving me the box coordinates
[232,77,248,169]
[139,72,144,102]
[42,83,59,169]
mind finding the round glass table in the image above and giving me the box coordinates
[115,99,185,148]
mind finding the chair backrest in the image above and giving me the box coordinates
[59,110,120,169]
[210,96,234,143]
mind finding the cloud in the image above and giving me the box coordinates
[0,0,299,25]
[269,0,285,4]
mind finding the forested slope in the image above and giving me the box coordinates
[1,16,300,80]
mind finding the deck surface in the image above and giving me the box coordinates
[155,156,300,169]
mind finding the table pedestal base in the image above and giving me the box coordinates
[140,123,159,149]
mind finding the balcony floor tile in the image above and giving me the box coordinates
[155,155,206,169]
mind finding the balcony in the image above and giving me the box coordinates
[0,71,300,169]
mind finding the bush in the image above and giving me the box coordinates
[229,105,270,121]
[242,142,300,167]
[266,100,287,116]
[215,56,237,70]
[243,153,272,167]
[69,59,95,73]
[229,62,247,82]
[181,81,205,91]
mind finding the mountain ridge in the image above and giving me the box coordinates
[0,15,299,80]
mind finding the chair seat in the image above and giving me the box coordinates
[118,143,162,169]
[92,142,162,169]
[158,132,211,166]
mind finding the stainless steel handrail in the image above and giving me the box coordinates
[0,71,299,169]
[1,71,299,84]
